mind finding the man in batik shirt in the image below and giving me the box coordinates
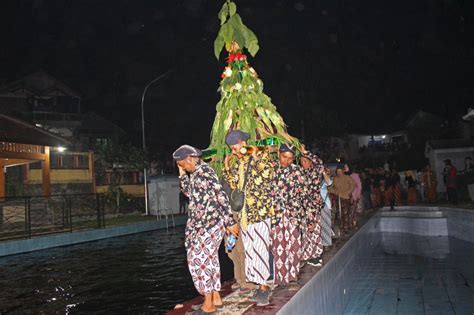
[300,145,325,266]
[174,145,239,313]
[271,143,307,288]
[223,130,274,306]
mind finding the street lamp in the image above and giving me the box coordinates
[141,69,173,215]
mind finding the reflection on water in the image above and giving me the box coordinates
[0,226,232,314]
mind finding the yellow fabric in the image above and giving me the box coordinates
[237,161,248,229]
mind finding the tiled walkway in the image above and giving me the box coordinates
[343,235,474,315]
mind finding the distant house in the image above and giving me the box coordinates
[0,70,125,151]
[0,114,70,197]
[425,139,474,192]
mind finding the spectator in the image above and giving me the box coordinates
[423,164,437,203]
[329,166,355,235]
[443,159,458,204]
[416,169,425,202]
[464,157,474,201]
[405,170,417,205]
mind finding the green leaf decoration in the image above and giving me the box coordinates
[213,1,259,60]
[218,2,228,25]
[229,2,237,16]
[209,1,299,175]
[214,35,224,60]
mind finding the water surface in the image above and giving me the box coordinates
[0,226,232,314]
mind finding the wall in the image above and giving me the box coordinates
[29,169,92,183]
[96,184,144,196]
[278,206,474,315]
[278,216,381,315]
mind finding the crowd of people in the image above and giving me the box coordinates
[172,130,369,313]
[171,131,474,313]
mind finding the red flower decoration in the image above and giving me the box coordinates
[227,52,247,63]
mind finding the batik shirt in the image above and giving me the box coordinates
[222,151,274,227]
[301,152,325,223]
[272,163,307,227]
[179,160,236,247]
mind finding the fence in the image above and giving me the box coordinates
[0,193,145,241]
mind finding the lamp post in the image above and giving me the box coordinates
[141,70,173,215]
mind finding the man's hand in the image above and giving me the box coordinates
[226,223,239,237]
[249,145,258,160]
[308,223,315,232]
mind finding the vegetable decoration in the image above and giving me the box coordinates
[208,0,299,174]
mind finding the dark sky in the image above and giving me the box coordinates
[0,0,472,153]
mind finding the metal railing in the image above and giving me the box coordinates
[0,194,110,241]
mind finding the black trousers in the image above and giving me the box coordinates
[447,188,458,204]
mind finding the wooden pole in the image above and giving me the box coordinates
[42,146,51,197]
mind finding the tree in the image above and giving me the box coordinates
[209,0,298,174]
[94,141,147,216]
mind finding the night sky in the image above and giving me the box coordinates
[0,0,472,154]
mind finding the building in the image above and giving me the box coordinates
[0,70,125,151]
[0,114,69,197]
[425,139,474,193]
[0,72,143,197]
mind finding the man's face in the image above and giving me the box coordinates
[177,157,197,173]
[300,156,313,170]
[229,140,246,158]
[336,169,344,177]
[279,151,295,168]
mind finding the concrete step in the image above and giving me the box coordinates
[380,210,445,218]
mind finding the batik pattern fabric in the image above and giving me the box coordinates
[423,170,437,203]
[272,163,306,226]
[179,159,236,248]
[222,151,274,227]
[272,215,302,285]
[241,218,271,285]
[271,163,306,285]
[186,223,224,295]
[301,212,323,260]
[301,152,324,260]
[320,180,333,246]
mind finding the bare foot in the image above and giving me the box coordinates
[202,293,216,312]
[213,291,223,306]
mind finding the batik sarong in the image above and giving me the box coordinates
[302,213,323,261]
[242,218,271,285]
[371,187,382,208]
[407,187,417,205]
[186,223,224,295]
[321,204,333,246]
[272,217,301,285]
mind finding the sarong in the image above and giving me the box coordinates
[339,197,351,231]
[302,213,323,261]
[242,218,271,285]
[272,217,302,285]
[186,223,224,295]
[426,185,437,203]
[371,187,382,208]
[407,187,417,205]
[321,204,332,246]
[384,186,393,207]
[393,184,402,205]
